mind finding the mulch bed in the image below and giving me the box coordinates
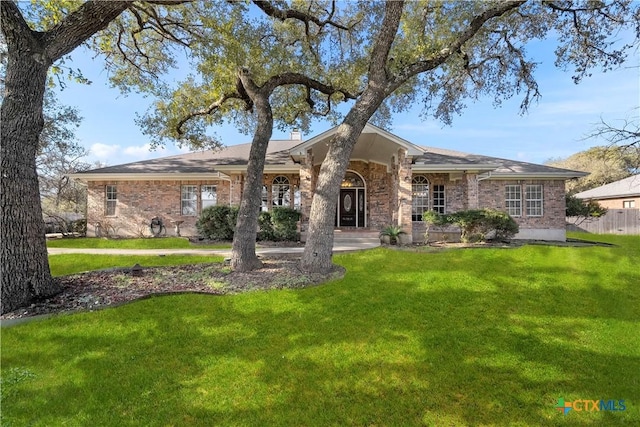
[1,255,344,321]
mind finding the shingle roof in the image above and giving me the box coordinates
[76,139,299,175]
[73,128,586,179]
[415,146,587,176]
[574,175,640,200]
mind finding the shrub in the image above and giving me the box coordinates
[196,205,238,240]
[566,195,607,225]
[270,207,301,241]
[481,209,519,241]
[257,211,276,241]
[448,209,519,242]
[423,208,518,243]
[379,225,407,245]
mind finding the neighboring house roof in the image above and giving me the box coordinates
[574,175,640,200]
[71,124,587,181]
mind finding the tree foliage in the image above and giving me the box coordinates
[565,194,607,225]
[300,0,640,273]
[38,91,90,215]
[546,145,640,193]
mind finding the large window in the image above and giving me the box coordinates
[293,185,301,211]
[201,185,217,209]
[261,185,268,212]
[412,176,430,221]
[505,185,522,217]
[105,185,117,216]
[623,200,636,208]
[525,185,543,217]
[272,176,291,207]
[181,185,198,216]
[433,184,446,214]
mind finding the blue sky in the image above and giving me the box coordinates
[56,38,639,168]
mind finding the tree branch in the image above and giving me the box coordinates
[252,0,350,31]
[175,92,243,136]
[394,0,526,87]
[42,1,131,62]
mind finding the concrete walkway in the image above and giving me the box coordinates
[47,241,380,257]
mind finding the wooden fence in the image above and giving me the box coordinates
[567,209,640,235]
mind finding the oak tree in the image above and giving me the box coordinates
[299,0,640,273]
[0,0,199,314]
[139,1,360,271]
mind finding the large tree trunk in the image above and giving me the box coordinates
[1,55,58,314]
[230,90,273,271]
[300,92,385,273]
[1,1,129,314]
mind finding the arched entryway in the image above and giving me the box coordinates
[336,171,366,227]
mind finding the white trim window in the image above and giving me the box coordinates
[293,185,301,211]
[105,185,117,216]
[181,185,198,216]
[201,185,217,209]
[261,185,268,212]
[412,176,430,221]
[525,185,543,217]
[272,176,291,207]
[623,200,635,208]
[433,184,446,214]
[505,185,522,217]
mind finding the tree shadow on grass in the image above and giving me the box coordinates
[2,245,638,426]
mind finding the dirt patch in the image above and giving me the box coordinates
[0,254,344,321]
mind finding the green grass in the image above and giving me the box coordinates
[46,237,231,250]
[3,235,639,426]
[49,254,225,276]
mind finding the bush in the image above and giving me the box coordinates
[270,207,301,241]
[423,208,518,243]
[196,205,238,240]
[257,211,276,241]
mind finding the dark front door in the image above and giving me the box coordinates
[339,189,357,226]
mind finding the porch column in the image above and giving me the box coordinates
[299,149,314,229]
[230,174,243,206]
[466,173,479,209]
[397,149,413,244]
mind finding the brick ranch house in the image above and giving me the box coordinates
[71,123,587,242]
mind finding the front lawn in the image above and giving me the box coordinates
[48,254,225,276]
[46,237,231,250]
[2,235,638,426]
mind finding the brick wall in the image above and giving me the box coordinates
[86,180,230,237]
[411,176,568,242]
[477,179,566,230]
[593,197,639,209]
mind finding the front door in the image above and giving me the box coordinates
[339,189,357,226]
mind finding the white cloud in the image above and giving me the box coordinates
[89,143,120,160]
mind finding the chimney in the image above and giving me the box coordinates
[290,129,302,141]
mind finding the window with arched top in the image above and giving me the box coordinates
[272,176,291,207]
[341,171,364,188]
[412,176,430,221]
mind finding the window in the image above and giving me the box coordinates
[105,185,117,216]
[293,185,301,211]
[261,185,268,212]
[272,176,290,207]
[412,176,429,221]
[623,200,636,208]
[181,185,198,216]
[433,184,446,214]
[201,185,217,209]
[505,185,522,217]
[525,185,543,216]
